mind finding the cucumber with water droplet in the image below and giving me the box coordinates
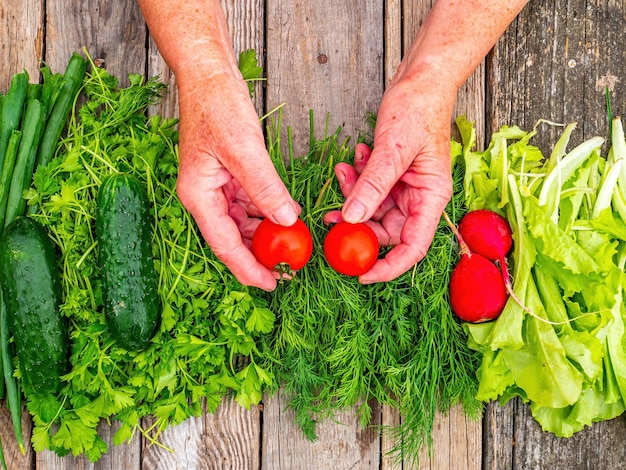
[0,216,69,395]
[96,173,161,350]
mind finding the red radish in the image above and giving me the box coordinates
[443,211,510,323]
[447,210,586,326]
[449,252,508,322]
[457,209,514,291]
[458,209,513,262]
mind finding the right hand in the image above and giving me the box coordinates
[174,69,300,291]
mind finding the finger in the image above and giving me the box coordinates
[359,216,436,284]
[342,143,406,224]
[335,162,358,198]
[228,204,261,242]
[359,186,450,284]
[336,161,396,221]
[323,210,344,225]
[178,177,277,291]
[217,109,301,227]
[353,143,371,174]
[335,144,371,197]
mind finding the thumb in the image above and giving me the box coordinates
[223,141,300,227]
[342,145,405,223]
[239,161,300,226]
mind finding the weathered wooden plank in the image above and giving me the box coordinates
[0,0,44,90]
[380,405,482,470]
[384,0,402,88]
[35,421,140,470]
[481,402,514,470]
[45,0,147,87]
[261,392,380,470]
[380,405,401,470]
[417,406,482,470]
[488,0,626,148]
[513,400,626,470]
[140,399,260,469]
[265,0,385,157]
[485,2,626,469]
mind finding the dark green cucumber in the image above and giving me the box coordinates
[96,173,160,350]
[0,216,69,395]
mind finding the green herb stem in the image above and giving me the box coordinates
[0,292,25,455]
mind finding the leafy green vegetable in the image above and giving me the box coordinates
[238,49,264,96]
[457,115,626,437]
[26,55,274,460]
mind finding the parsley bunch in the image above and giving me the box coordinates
[25,55,274,461]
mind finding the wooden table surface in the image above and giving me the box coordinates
[1,1,626,469]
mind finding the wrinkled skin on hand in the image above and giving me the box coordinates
[325,69,457,284]
[175,71,300,291]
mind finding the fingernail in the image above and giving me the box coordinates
[273,203,298,226]
[335,168,345,185]
[343,199,367,223]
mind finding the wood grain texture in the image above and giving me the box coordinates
[141,399,260,470]
[45,0,147,87]
[384,0,402,88]
[380,405,401,470]
[0,0,44,90]
[416,406,481,470]
[35,421,140,470]
[488,0,626,150]
[262,392,380,470]
[265,0,385,156]
[0,406,34,470]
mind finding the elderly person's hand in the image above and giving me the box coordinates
[174,69,300,291]
[138,0,300,291]
[325,0,528,283]
[324,68,456,283]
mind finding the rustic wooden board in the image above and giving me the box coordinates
[0,407,33,470]
[45,0,147,88]
[262,394,380,469]
[0,0,44,90]
[265,0,385,156]
[1,0,625,469]
[141,399,260,469]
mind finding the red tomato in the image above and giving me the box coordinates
[251,218,313,272]
[323,222,379,276]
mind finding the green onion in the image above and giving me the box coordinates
[0,71,28,172]
[35,52,87,170]
[0,131,22,230]
[0,292,24,455]
[0,435,7,470]
[4,99,45,227]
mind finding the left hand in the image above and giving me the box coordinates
[324,67,457,283]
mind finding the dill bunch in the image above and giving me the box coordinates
[257,112,482,462]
